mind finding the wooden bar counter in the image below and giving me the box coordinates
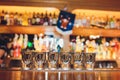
[0,69,120,80]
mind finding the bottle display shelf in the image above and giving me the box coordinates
[0,26,120,37]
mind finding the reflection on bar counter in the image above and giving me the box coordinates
[0,34,119,69]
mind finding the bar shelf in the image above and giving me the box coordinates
[0,26,120,37]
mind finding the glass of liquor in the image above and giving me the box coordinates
[22,50,32,70]
[48,52,58,70]
[60,52,72,70]
[73,52,84,70]
[34,52,45,70]
[84,53,96,70]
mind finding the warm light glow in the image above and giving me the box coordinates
[0,5,60,14]
[89,35,100,39]
[72,9,120,18]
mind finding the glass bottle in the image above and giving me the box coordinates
[23,34,28,49]
[43,11,49,26]
[115,19,120,29]
[36,12,40,25]
[52,12,57,26]
[28,12,32,25]
[9,12,14,25]
[49,13,53,26]
[81,13,87,27]
[1,10,6,25]
[39,13,44,25]
[109,16,115,29]
[18,13,23,25]
[22,12,29,26]
[32,12,36,25]
[14,12,19,25]
[4,11,9,25]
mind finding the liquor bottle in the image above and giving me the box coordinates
[52,12,57,26]
[109,16,115,29]
[18,34,23,48]
[74,13,82,27]
[28,12,32,25]
[1,10,7,25]
[14,12,19,25]
[22,12,29,26]
[98,17,106,28]
[9,12,14,25]
[13,34,21,58]
[38,34,43,52]
[115,19,120,29]
[32,12,36,25]
[49,13,53,26]
[81,13,87,27]
[43,35,50,52]
[90,15,97,27]
[18,13,23,25]
[36,13,40,25]
[26,35,35,50]
[85,39,97,53]
[23,34,28,49]
[43,11,49,26]
[86,16,91,27]
[99,38,109,59]
[75,36,84,53]
[33,34,39,51]
[4,11,9,25]
[110,38,119,59]
[39,13,44,25]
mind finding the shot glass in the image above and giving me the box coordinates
[73,52,84,70]
[34,52,45,70]
[48,52,58,70]
[84,53,96,70]
[60,52,72,70]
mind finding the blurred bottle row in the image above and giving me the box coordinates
[74,13,120,29]
[0,10,120,29]
[1,34,120,61]
[0,10,58,26]
[5,34,64,58]
[69,35,120,60]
